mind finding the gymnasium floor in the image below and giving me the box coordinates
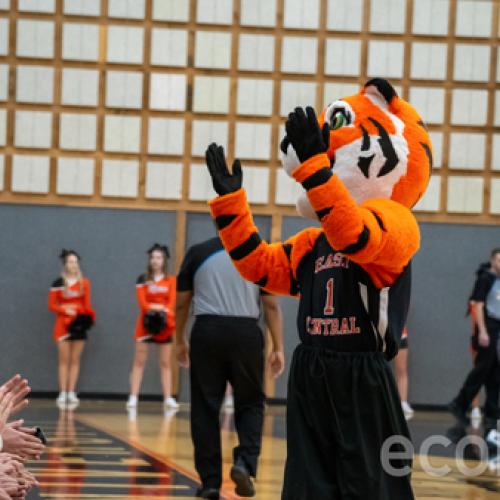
[23,400,500,499]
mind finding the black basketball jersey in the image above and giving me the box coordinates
[295,233,411,359]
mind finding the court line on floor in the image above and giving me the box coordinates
[75,414,239,500]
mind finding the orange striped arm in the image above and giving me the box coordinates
[292,153,420,286]
[209,189,321,296]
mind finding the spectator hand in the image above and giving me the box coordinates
[0,393,14,437]
[2,421,45,460]
[0,452,39,487]
[0,470,28,499]
[205,143,243,196]
[0,376,30,417]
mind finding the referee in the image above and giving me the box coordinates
[175,235,285,500]
[450,248,500,431]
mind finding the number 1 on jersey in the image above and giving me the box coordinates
[324,278,334,315]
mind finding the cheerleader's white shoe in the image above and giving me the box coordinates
[67,392,80,404]
[56,392,67,405]
[126,395,138,408]
[164,397,179,409]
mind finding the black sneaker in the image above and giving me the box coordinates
[448,400,469,426]
[230,458,255,497]
[195,487,220,499]
[446,423,467,444]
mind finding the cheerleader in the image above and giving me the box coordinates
[48,249,95,405]
[127,244,178,409]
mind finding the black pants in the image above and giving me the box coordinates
[189,315,265,490]
[282,345,414,500]
[454,319,500,421]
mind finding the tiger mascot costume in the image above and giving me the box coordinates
[204,78,432,499]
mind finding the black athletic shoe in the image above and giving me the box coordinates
[448,400,469,426]
[446,423,467,444]
[230,458,255,497]
[195,487,220,499]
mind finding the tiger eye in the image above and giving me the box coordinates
[331,112,346,130]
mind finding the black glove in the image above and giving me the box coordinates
[285,107,330,163]
[205,143,243,196]
[280,134,291,155]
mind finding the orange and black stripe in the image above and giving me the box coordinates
[209,189,322,296]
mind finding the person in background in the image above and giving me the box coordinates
[449,248,500,435]
[48,250,95,406]
[395,327,414,419]
[469,296,484,423]
[127,244,178,410]
[175,235,285,500]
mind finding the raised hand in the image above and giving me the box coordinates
[0,393,14,436]
[5,379,30,418]
[285,106,330,163]
[0,376,30,417]
[205,143,242,196]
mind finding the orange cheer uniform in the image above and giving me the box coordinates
[134,274,176,342]
[48,277,95,341]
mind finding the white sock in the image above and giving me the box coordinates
[128,395,138,404]
[59,391,67,398]
[68,391,77,398]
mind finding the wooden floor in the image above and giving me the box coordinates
[22,400,500,499]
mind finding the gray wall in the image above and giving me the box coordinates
[408,223,500,405]
[0,204,176,396]
[1,203,498,405]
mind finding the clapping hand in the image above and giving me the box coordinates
[0,376,30,419]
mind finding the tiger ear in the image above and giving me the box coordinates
[363,78,398,108]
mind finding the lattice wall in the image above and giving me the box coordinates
[1,0,500,257]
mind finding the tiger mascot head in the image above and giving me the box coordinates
[280,78,433,219]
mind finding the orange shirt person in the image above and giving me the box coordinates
[48,249,95,406]
[134,273,176,344]
[127,244,178,410]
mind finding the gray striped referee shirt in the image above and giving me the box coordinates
[177,237,265,319]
